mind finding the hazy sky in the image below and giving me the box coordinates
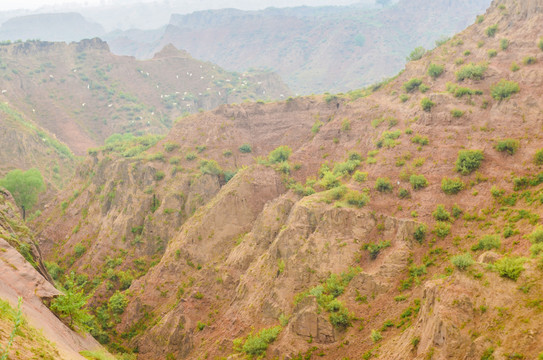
[0,0,362,12]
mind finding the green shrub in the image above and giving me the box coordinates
[108,291,128,314]
[400,94,409,102]
[410,174,428,190]
[185,152,196,161]
[523,56,537,65]
[277,161,290,174]
[433,205,451,221]
[447,83,483,97]
[495,139,519,155]
[434,222,451,238]
[345,190,369,208]
[535,149,543,165]
[353,171,368,182]
[487,49,497,58]
[0,168,45,213]
[199,159,222,176]
[403,78,423,92]
[428,64,444,79]
[529,227,543,244]
[376,130,402,148]
[450,109,464,118]
[500,38,510,50]
[419,84,430,93]
[441,177,465,194]
[491,79,519,100]
[539,38,543,51]
[375,178,393,192]
[407,47,426,61]
[239,326,282,356]
[494,257,525,280]
[363,240,391,259]
[311,120,323,134]
[451,253,474,270]
[74,244,86,258]
[163,142,179,152]
[485,24,498,37]
[455,150,484,175]
[472,235,500,251]
[511,62,520,72]
[414,224,427,243]
[476,15,484,24]
[341,118,351,131]
[411,134,429,146]
[327,185,348,201]
[169,156,181,165]
[456,63,487,81]
[370,329,383,343]
[421,97,435,112]
[481,348,495,360]
[154,171,165,181]
[239,144,252,153]
[268,146,292,164]
[398,188,410,199]
[223,150,233,157]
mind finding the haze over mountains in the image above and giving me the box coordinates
[2,0,543,359]
[0,0,492,94]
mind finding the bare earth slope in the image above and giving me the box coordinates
[0,190,103,359]
[36,0,543,358]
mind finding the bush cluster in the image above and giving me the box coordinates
[491,79,519,100]
[495,139,519,155]
[441,177,465,194]
[455,150,484,175]
[456,63,487,81]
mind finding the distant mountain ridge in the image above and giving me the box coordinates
[106,0,493,94]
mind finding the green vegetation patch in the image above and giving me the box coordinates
[455,150,484,175]
[491,79,519,100]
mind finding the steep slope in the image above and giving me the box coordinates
[0,13,105,42]
[0,39,290,155]
[0,101,76,194]
[36,0,543,359]
[106,0,491,94]
[0,189,104,359]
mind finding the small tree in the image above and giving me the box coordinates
[0,168,45,219]
[50,272,92,329]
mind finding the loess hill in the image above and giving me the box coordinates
[31,0,543,359]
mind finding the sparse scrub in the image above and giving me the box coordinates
[199,159,222,176]
[434,222,451,238]
[428,64,444,79]
[345,190,369,208]
[268,146,292,164]
[495,139,519,155]
[370,329,383,343]
[414,224,427,243]
[511,62,520,72]
[456,63,487,81]
[239,144,252,153]
[500,38,509,50]
[433,205,451,221]
[494,256,525,280]
[441,177,465,195]
[363,240,391,259]
[472,234,500,251]
[420,97,435,112]
[455,150,484,175]
[485,24,498,37]
[403,78,423,92]
[410,174,428,190]
[487,49,497,58]
[234,326,282,357]
[451,109,464,118]
[535,149,543,165]
[353,171,368,182]
[411,134,429,146]
[523,56,537,65]
[451,253,474,270]
[375,177,393,192]
[491,79,519,100]
[539,37,543,51]
[407,47,426,61]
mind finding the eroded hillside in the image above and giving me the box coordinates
[35,0,543,359]
[0,189,104,359]
[0,39,290,155]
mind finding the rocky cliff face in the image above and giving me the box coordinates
[33,0,543,358]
